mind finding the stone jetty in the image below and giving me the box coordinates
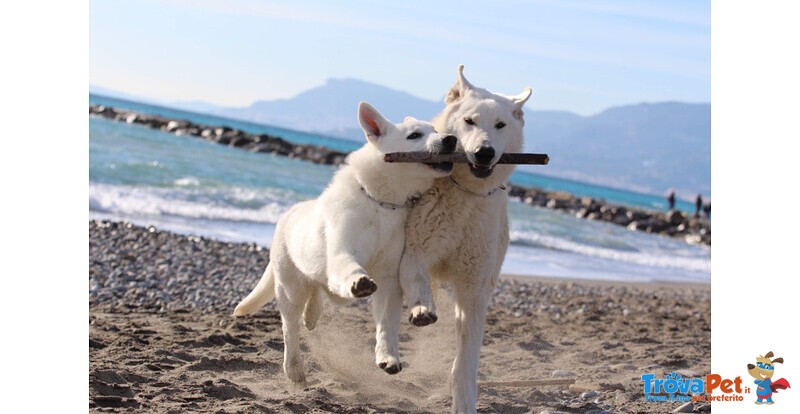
[89,105,710,245]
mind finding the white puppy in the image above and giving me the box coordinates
[399,65,531,413]
[233,102,456,382]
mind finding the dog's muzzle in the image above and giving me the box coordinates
[426,135,457,173]
[468,146,496,178]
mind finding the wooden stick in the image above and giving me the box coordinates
[383,152,549,165]
[478,378,576,388]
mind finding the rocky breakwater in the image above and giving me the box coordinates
[89,105,348,166]
[90,105,710,245]
[508,185,711,245]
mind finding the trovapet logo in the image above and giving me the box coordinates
[745,351,791,405]
[641,372,746,403]
[641,350,792,406]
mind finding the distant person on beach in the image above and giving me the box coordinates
[703,203,711,219]
[667,190,676,211]
[695,194,703,218]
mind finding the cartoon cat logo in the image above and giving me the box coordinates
[747,351,791,404]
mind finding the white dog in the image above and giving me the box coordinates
[399,65,531,413]
[233,102,456,382]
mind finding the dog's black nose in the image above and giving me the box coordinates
[474,146,495,165]
[442,135,457,152]
[747,364,755,370]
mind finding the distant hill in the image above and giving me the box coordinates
[94,80,710,197]
[522,102,710,197]
[171,78,444,138]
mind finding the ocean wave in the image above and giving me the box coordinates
[509,229,710,273]
[174,176,200,186]
[89,183,299,224]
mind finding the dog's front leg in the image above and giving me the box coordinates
[371,274,403,374]
[399,250,437,326]
[326,243,377,300]
[450,274,495,414]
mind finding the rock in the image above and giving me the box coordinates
[685,234,703,244]
[568,384,592,393]
[627,221,645,231]
[666,209,685,225]
[546,199,565,209]
[580,391,598,399]
[552,370,576,377]
[672,402,693,413]
[165,120,187,132]
[611,363,636,371]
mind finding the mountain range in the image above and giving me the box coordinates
[90,79,710,198]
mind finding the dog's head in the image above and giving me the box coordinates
[747,351,783,380]
[439,65,531,178]
[358,101,456,177]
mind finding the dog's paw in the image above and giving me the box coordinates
[351,276,377,298]
[409,306,438,327]
[284,363,306,384]
[378,360,403,375]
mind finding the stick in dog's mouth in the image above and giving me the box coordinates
[383,152,550,165]
[426,161,455,173]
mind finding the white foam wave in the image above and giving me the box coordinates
[509,230,710,274]
[89,183,297,224]
[174,176,200,186]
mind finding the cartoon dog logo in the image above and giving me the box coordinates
[747,351,791,404]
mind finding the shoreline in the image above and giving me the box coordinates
[501,272,710,290]
[89,104,711,245]
[89,219,710,413]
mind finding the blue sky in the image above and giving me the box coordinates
[90,0,709,115]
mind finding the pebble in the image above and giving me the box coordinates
[552,370,576,378]
[611,363,636,371]
[673,402,693,413]
[580,391,598,399]
[89,220,711,319]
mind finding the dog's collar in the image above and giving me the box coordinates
[359,184,421,210]
[449,176,507,197]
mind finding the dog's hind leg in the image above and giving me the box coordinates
[400,250,437,327]
[450,272,495,414]
[275,273,313,383]
[371,276,403,374]
[302,286,324,331]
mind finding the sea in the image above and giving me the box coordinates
[89,94,710,284]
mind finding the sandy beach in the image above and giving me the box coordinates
[89,220,710,413]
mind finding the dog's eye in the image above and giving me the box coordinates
[495,121,506,129]
[406,132,423,140]
[464,118,475,126]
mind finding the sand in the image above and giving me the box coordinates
[89,221,710,413]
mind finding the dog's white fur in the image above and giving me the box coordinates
[399,65,532,413]
[233,102,454,382]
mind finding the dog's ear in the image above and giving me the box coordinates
[510,88,532,121]
[772,357,784,364]
[358,102,392,143]
[765,351,775,359]
[445,64,475,104]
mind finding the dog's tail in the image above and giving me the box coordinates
[233,263,276,316]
